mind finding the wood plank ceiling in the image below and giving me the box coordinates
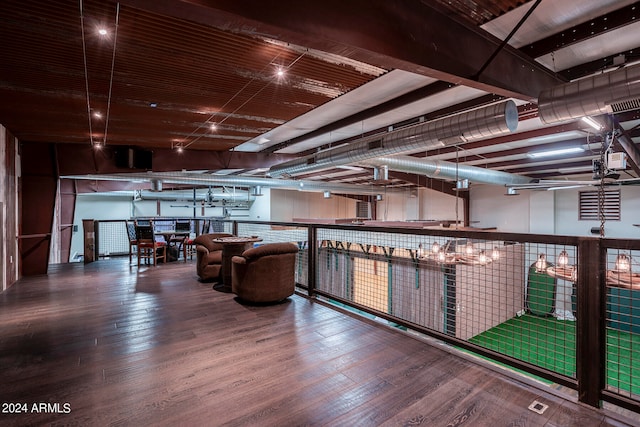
[1,0,639,191]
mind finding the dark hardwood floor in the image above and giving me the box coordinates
[0,258,637,426]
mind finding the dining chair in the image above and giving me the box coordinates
[135,220,166,266]
[125,220,138,264]
[174,220,193,261]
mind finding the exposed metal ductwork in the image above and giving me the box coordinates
[133,190,251,202]
[538,63,640,124]
[361,155,532,186]
[268,100,518,177]
[62,172,393,196]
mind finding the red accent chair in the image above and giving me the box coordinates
[135,221,166,266]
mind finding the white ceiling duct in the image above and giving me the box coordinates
[62,172,392,196]
[267,100,518,177]
[136,190,251,202]
[538,63,640,124]
[361,155,532,186]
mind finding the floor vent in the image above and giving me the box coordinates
[528,400,549,414]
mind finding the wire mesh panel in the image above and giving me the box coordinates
[605,247,640,398]
[391,258,444,333]
[315,228,424,311]
[469,242,578,378]
[209,220,230,234]
[97,221,129,256]
[314,227,580,379]
[318,240,353,300]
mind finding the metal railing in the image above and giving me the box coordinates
[87,217,640,413]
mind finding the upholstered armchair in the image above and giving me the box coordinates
[231,242,299,303]
[194,233,233,281]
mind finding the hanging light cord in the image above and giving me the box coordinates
[102,3,120,146]
[455,147,459,229]
[79,0,94,146]
[598,133,612,237]
[183,51,306,150]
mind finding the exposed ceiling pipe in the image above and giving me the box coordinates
[538,63,640,124]
[361,155,533,186]
[77,190,250,201]
[62,172,392,196]
[268,100,518,177]
[136,190,250,202]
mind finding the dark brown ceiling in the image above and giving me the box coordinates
[0,0,383,150]
[1,0,639,189]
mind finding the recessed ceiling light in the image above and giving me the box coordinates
[149,102,158,108]
[210,123,217,131]
[528,147,584,158]
[93,111,102,119]
[98,28,108,36]
[276,67,285,77]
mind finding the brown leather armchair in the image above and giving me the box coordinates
[231,242,299,303]
[194,233,233,281]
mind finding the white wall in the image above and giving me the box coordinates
[470,184,531,232]
[554,185,640,238]
[470,183,640,238]
[376,192,408,221]
[376,188,460,222]
[70,194,134,259]
[69,180,640,263]
[249,188,271,221]
[418,188,459,221]
[270,189,357,221]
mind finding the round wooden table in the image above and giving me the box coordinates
[212,236,263,292]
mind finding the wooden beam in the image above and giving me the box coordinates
[118,0,563,100]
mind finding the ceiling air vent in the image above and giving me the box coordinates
[610,97,640,113]
[368,139,383,150]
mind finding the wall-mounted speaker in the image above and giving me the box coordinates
[115,147,152,169]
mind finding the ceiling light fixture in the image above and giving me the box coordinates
[581,116,603,131]
[98,28,108,36]
[183,51,304,151]
[210,123,217,131]
[528,147,584,158]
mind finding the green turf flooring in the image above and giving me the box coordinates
[468,314,640,396]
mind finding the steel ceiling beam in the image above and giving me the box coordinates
[118,0,563,100]
[521,3,640,59]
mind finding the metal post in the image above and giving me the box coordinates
[576,237,604,408]
[308,225,317,298]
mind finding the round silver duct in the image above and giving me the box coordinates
[373,165,389,181]
[268,100,518,177]
[361,155,532,186]
[63,172,389,196]
[538,63,640,124]
[150,179,162,192]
